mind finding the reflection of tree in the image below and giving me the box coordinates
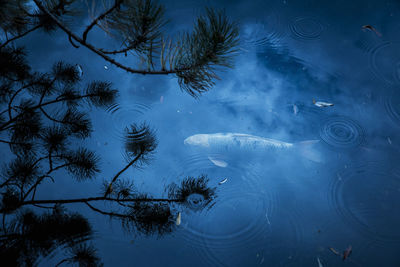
[0,46,215,266]
[0,1,239,264]
[1,0,239,97]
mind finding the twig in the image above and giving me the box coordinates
[104,151,143,197]
[0,24,42,49]
[82,0,122,42]
[32,0,178,75]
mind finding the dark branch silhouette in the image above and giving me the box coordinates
[0,1,233,264]
[0,45,217,265]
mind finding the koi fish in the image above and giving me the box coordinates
[218,178,228,185]
[362,25,382,37]
[342,246,352,261]
[184,133,322,162]
[313,99,334,107]
[176,212,181,226]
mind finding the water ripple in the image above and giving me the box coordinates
[319,116,365,150]
[383,89,400,127]
[167,154,278,266]
[240,10,287,50]
[104,102,152,140]
[289,16,324,41]
[328,162,400,243]
[369,42,400,85]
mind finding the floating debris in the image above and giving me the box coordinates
[317,257,323,267]
[208,156,228,168]
[75,64,83,77]
[342,246,352,261]
[362,25,382,37]
[218,178,228,185]
[293,104,299,115]
[176,212,181,226]
[387,137,392,145]
[104,65,109,70]
[265,212,271,225]
[313,99,334,107]
[329,247,340,256]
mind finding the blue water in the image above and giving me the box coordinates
[9,0,400,266]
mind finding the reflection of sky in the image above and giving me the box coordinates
[11,0,400,266]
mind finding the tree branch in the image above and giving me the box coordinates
[21,196,182,206]
[0,93,98,131]
[82,0,122,42]
[0,24,42,49]
[32,0,177,75]
[104,151,143,197]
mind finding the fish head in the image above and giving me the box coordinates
[184,134,210,147]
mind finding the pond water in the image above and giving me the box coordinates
[8,0,400,266]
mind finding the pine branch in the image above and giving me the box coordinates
[0,93,101,131]
[104,151,143,197]
[82,0,122,42]
[0,24,42,49]
[21,196,182,206]
[32,0,175,75]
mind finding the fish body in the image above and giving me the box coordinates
[342,246,352,261]
[184,133,294,149]
[184,133,321,162]
[176,212,181,226]
[313,99,334,107]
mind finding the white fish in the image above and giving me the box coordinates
[208,156,228,167]
[317,257,323,267]
[176,212,181,226]
[184,133,321,162]
[104,65,109,70]
[218,178,228,185]
[313,99,334,107]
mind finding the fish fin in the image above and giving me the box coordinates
[294,140,322,163]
